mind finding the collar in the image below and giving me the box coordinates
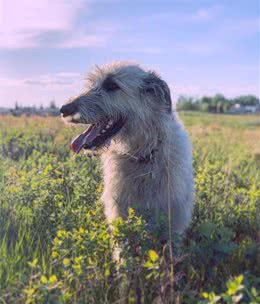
[121,139,162,164]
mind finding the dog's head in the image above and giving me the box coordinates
[60,61,172,153]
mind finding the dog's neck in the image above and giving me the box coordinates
[112,137,162,164]
[123,138,162,163]
[109,116,170,163]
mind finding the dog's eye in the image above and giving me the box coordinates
[103,78,120,91]
[145,88,155,94]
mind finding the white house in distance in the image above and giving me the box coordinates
[228,103,260,114]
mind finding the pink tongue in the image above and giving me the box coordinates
[71,125,102,154]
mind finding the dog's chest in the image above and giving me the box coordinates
[101,153,168,207]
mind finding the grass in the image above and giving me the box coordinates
[0,113,259,303]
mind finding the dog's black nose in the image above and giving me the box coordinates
[60,103,78,117]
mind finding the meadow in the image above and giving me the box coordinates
[0,113,259,304]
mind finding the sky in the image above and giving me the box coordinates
[0,0,259,107]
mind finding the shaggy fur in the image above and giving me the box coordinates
[61,61,194,234]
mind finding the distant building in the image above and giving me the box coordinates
[0,107,11,115]
[227,103,260,114]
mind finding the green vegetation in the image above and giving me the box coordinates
[0,113,259,303]
[177,94,259,113]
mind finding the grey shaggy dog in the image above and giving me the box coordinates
[60,61,194,234]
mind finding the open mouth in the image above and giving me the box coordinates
[70,117,125,154]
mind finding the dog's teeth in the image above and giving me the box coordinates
[101,129,106,133]
[72,112,81,120]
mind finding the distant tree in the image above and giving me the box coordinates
[222,102,229,113]
[200,96,212,105]
[213,94,226,102]
[199,102,210,112]
[49,100,57,109]
[177,96,199,111]
[232,95,259,106]
[15,101,19,110]
[175,93,259,113]
[216,101,223,113]
[212,94,228,113]
[200,96,213,112]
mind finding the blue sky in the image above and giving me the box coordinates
[0,0,259,107]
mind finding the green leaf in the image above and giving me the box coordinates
[226,275,244,296]
[197,222,216,238]
[144,261,154,268]
[40,275,48,284]
[27,258,38,268]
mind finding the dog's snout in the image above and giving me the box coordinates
[60,103,78,117]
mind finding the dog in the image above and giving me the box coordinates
[60,61,194,235]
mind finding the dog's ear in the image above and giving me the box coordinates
[142,72,172,113]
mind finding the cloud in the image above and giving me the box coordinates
[172,41,229,55]
[114,46,164,54]
[191,5,223,21]
[25,73,83,87]
[0,72,83,88]
[141,5,223,24]
[194,9,211,20]
[57,33,108,49]
[0,0,109,49]
[1,72,259,108]
[0,73,85,107]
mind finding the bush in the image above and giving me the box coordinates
[0,114,259,303]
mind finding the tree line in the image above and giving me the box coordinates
[176,94,259,113]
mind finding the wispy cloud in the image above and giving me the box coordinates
[190,5,223,21]
[0,72,83,88]
[0,0,109,49]
[30,72,82,88]
[0,73,85,106]
[57,33,108,49]
[141,5,223,24]
[114,46,164,54]
[172,41,230,55]
[0,0,258,107]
